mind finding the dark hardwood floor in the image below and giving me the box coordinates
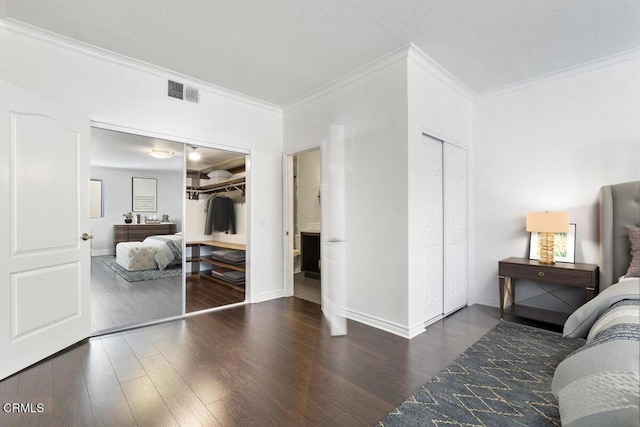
[91,256,182,332]
[92,257,245,333]
[293,272,321,304]
[186,277,245,313]
[0,299,502,426]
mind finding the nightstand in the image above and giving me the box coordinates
[499,257,599,326]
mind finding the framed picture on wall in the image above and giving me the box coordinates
[132,177,157,212]
[529,223,576,263]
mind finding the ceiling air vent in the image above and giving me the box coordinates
[168,80,184,100]
[167,80,200,104]
[184,85,199,103]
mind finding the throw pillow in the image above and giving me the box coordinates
[625,225,640,277]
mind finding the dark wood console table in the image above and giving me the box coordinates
[499,257,599,326]
[113,223,176,252]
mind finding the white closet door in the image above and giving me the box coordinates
[421,135,444,322]
[443,143,468,314]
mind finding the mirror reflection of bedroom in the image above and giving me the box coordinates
[90,128,247,334]
[90,128,183,333]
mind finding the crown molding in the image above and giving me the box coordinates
[0,18,282,113]
[284,44,411,111]
[407,43,476,102]
[476,47,640,101]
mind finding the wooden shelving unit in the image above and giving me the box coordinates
[186,240,246,291]
[186,241,201,279]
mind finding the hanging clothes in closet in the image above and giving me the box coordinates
[205,195,236,234]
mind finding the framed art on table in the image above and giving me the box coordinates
[529,223,576,263]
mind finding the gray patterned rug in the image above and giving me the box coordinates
[102,257,181,282]
[378,322,585,426]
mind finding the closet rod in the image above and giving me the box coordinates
[188,183,245,196]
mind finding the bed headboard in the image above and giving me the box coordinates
[599,180,640,290]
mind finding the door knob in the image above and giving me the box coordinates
[81,233,93,241]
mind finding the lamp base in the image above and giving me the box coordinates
[538,232,555,264]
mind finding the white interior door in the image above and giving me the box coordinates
[0,79,91,380]
[422,135,444,322]
[320,125,347,336]
[443,143,468,314]
[283,154,294,297]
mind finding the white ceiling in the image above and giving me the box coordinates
[4,0,640,105]
[91,127,242,171]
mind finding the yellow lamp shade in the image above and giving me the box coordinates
[526,211,569,264]
[526,212,569,233]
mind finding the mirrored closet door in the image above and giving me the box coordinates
[90,128,184,333]
[184,146,247,312]
[89,129,248,334]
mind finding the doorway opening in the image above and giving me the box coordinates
[284,125,348,336]
[286,148,321,304]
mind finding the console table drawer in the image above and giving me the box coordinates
[499,263,594,287]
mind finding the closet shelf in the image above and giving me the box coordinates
[187,177,245,199]
[199,270,245,291]
[201,258,245,272]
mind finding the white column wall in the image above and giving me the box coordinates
[0,25,284,303]
[284,57,410,335]
[407,55,474,335]
[472,55,640,307]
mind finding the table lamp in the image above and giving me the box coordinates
[526,211,569,264]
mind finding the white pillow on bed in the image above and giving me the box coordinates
[625,225,640,277]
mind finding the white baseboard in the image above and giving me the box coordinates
[345,308,417,339]
[92,249,113,257]
[250,289,284,304]
[424,314,445,329]
[473,296,499,308]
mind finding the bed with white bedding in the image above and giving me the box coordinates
[142,234,183,270]
[551,181,640,426]
[115,234,183,271]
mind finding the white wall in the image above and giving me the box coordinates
[407,49,474,334]
[284,54,410,335]
[0,24,284,303]
[90,166,183,255]
[472,54,640,307]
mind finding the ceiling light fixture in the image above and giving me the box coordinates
[149,149,174,159]
[188,146,201,161]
